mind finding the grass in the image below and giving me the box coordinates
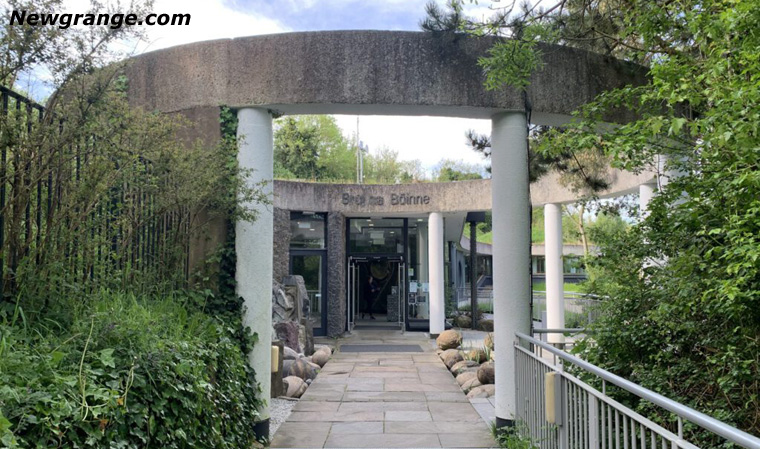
[456,302,495,313]
[489,421,538,449]
[532,281,585,293]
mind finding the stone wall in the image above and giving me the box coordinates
[273,207,291,283]
[326,212,346,337]
[273,179,491,215]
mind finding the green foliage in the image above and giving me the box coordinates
[540,0,760,439]
[0,2,266,447]
[363,146,417,184]
[444,283,456,318]
[0,291,262,449]
[273,115,356,181]
[585,212,627,242]
[456,302,493,314]
[490,421,539,449]
[433,159,484,182]
[479,38,544,92]
[0,81,264,319]
[531,281,585,294]
[273,115,429,184]
[274,117,322,180]
[441,0,760,437]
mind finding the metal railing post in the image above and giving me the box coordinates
[560,376,569,449]
[589,395,600,449]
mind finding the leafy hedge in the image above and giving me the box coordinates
[0,292,262,448]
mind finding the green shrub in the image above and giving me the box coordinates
[0,291,262,449]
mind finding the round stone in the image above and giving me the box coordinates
[437,330,463,350]
[477,361,495,385]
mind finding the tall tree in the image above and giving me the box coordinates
[273,115,357,181]
[363,147,406,184]
[432,159,485,182]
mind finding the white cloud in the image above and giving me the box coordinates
[134,0,287,53]
[58,0,287,54]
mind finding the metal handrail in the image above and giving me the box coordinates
[532,328,586,334]
[516,332,760,449]
[532,290,605,300]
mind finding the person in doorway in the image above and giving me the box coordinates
[363,275,379,320]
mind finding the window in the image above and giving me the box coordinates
[534,256,546,274]
[348,218,404,254]
[290,212,326,249]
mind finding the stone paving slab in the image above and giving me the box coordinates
[288,411,385,422]
[330,421,384,434]
[424,392,470,403]
[270,422,331,448]
[293,401,341,412]
[338,402,429,412]
[271,330,497,448]
[385,410,433,421]
[439,433,499,448]
[324,433,442,448]
[384,421,492,434]
[343,391,428,402]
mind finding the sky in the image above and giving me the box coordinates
[34,0,508,174]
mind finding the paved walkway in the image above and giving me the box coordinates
[271,330,497,448]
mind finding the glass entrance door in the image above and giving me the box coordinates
[406,219,430,331]
[347,256,405,331]
[290,251,327,336]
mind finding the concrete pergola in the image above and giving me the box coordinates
[125,30,650,432]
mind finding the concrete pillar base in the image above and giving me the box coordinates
[253,419,270,441]
[495,417,516,430]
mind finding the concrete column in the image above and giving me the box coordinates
[544,203,564,344]
[236,108,273,436]
[429,212,445,336]
[491,112,531,427]
[639,183,657,220]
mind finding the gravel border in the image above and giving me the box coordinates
[269,397,298,440]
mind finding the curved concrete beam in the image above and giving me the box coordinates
[125,31,647,124]
[273,179,491,215]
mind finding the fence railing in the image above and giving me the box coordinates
[454,288,603,325]
[0,86,190,297]
[514,332,760,449]
[454,287,493,312]
[532,293,602,328]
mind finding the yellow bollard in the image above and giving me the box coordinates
[545,372,562,424]
[271,345,280,373]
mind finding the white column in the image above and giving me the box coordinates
[639,183,657,220]
[236,108,273,426]
[544,203,564,344]
[491,112,531,427]
[429,212,445,336]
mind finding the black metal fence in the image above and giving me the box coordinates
[0,85,190,299]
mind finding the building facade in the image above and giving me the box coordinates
[272,179,492,336]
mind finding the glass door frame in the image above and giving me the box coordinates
[345,216,409,332]
[346,255,405,332]
[289,249,328,337]
[344,216,431,333]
